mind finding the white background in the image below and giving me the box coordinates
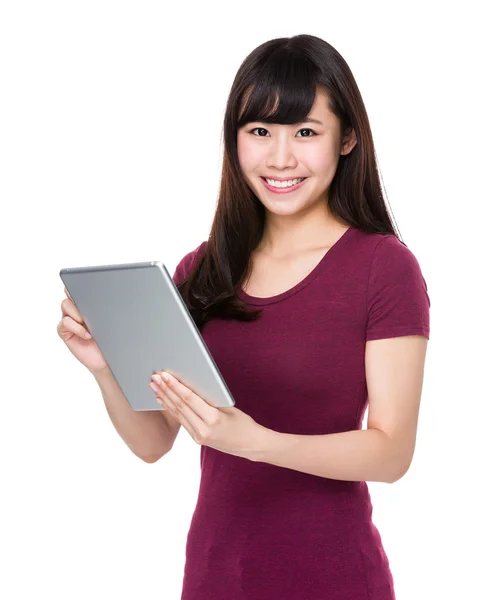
[1,1,477,598]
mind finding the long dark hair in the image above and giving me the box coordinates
[178,34,400,331]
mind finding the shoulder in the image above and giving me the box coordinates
[362,233,431,340]
[366,232,430,312]
[368,233,424,279]
[353,229,430,306]
[181,239,208,268]
[172,240,208,284]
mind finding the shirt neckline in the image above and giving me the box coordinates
[238,225,356,306]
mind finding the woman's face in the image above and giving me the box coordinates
[237,91,356,217]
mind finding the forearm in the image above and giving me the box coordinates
[253,427,406,483]
[92,367,173,462]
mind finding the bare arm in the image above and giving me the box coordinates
[251,336,428,483]
[93,366,177,462]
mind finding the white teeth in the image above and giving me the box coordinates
[265,177,305,188]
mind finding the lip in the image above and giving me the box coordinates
[260,177,308,194]
[261,176,307,181]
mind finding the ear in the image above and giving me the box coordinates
[340,127,357,156]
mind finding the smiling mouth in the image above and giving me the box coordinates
[261,176,308,185]
[260,177,308,182]
[259,176,309,193]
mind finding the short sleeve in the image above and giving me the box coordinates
[172,240,208,286]
[366,236,430,341]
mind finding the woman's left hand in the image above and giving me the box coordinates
[149,370,268,461]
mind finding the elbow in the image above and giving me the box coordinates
[387,458,412,483]
[140,447,170,464]
[141,454,160,464]
[384,436,415,483]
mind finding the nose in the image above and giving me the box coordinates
[265,136,298,170]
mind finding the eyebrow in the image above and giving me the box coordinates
[302,117,324,126]
[254,117,324,126]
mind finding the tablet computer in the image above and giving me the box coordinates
[59,260,236,411]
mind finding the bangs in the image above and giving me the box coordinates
[237,50,319,128]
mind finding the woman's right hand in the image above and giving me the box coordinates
[57,287,109,376]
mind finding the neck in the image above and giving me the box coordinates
[257,209,349,258]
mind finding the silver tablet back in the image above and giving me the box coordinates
[59,261,235,411]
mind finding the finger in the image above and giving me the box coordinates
[160,394,202,443]
[158,377,208,436]
[158,372,213,421]
[60,299,91,337]
[58,314,92,340]
[61,295,85,325]
[63,287,78,310]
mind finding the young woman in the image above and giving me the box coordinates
[162,34,430,599]
[158,35,430,600]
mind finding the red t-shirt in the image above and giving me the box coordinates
[171,225,430,600]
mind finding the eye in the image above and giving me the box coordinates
[248,127,318,137]
[249,127,269,137]
[296,128,317,137]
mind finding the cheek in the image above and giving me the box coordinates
[237,134,261,171]
[302,144,337,174]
